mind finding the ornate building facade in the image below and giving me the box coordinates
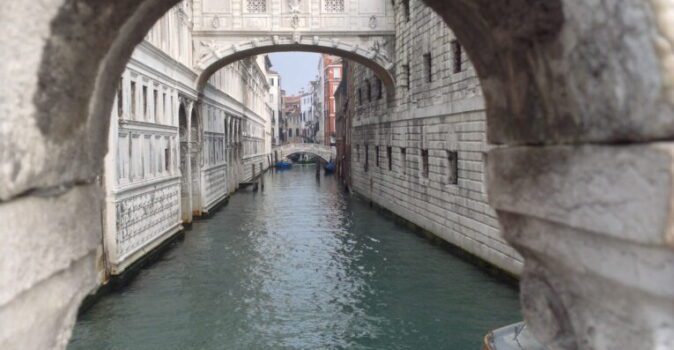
[103,2,273,277]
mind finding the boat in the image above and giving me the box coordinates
[323,161,336,174]
[274,161,292,169]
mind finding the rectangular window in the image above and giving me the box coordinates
[402,0,411,22]
[424,53,432,83]
[400,147,407,175]
[170,96,174,125]
[130,81,137,118]
[358,88,363,106]
[142,85,148,119]
[377,79,383,100]
[367,81,372,102]
[333,67,341,79]
[451,40,462,73]
[356,144,360,162]
[156,136,162,173]
[447,150,458,185]
[402,64,410,89]
[165,143,171,172]
[375,146,380,167]
[387,146,392,170]
[421,149,429,178]
[153,89,159,122]
[365,145,369,172]
[116,79,123,118]
[145,135,153,176]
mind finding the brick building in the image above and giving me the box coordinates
[320,55,343,146]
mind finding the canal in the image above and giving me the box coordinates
[69,166,521,349]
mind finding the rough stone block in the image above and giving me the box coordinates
[488,144,674,246]
[0,185,102,307]
[499,212,674,349]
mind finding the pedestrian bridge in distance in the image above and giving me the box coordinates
[274,143,337,162]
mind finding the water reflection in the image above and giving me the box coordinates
[69,165,520,349]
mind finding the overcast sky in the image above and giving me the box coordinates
[269,52,321,95]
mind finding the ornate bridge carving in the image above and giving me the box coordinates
[191,0,396,92]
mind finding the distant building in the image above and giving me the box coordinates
[334,60,352,188]
[283,95,302,143]
[321,54,342,146]
[267,63,282,146]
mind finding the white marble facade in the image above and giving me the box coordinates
[103,3,273,276]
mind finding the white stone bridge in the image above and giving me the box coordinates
[192,0,396,94]
[273,143,336,162]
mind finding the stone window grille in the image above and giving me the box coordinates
[324,0,345,13]
[162,93,167,124]
[451,40,462,73]
[246,0,267,13]
[421,149,429,178]
[375,146,380,167]
[424,53,432,83]
[447,151,458,184]
[400,147,407,175]
[387,146,392,170]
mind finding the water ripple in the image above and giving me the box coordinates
[69,166,520,350]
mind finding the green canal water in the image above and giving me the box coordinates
[69,166,521,349]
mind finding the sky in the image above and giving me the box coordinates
[269,52,321,95]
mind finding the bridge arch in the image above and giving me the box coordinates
[274,144,337,163]
[194,36,395,101]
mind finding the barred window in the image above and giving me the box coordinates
[325,0,344,12]
[247,0,267,13]
[451,40,462,73]
[447,150,458,185]
[421,149,429,178]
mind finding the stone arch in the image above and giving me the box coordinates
[194,37,395,102]
[2,0,674,349]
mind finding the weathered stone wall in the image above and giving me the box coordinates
[2,0,674,349]
[349,1,522,275]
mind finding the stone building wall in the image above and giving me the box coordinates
[348,0,522,275]
[102,2,273,279]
